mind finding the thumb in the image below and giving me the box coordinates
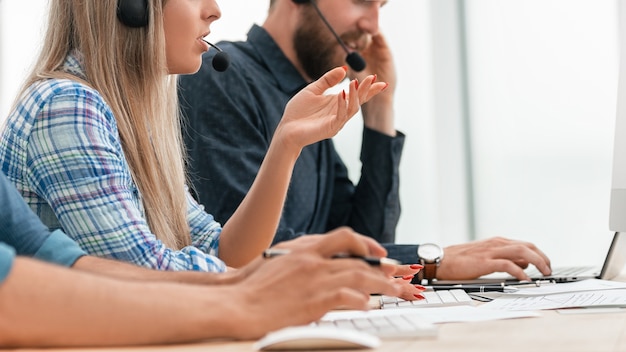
[306,66,348,95]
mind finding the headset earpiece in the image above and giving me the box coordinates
[117,0,149,28]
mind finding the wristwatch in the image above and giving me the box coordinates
[417,243,444,283]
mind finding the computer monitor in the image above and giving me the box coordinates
[610,2,626,232]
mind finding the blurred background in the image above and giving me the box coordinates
[0,0,619,267]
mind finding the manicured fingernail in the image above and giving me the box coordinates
[410,264,424,270]
[341,65,348,72]
[342,90,346,99]
[402,275,414,281]
[414,285,426,290]
[354,79,359,89]
[414,294,425,300]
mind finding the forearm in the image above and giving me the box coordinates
[361,94,396,137]
[220,135,300,267]
[72,256,240,285]
[0,257,243,347]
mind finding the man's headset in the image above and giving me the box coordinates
[292,0,366,71]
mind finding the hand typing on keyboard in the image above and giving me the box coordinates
[390,264,428,301]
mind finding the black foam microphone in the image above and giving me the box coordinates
[202,40,230,72]
[296,0,366,72]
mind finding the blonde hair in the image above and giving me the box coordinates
[18,0,191,249]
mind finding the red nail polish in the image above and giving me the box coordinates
[410,264,424,270]
[341,90,346,99]
[402,275,414,281]
[354,80,359,89]
[414,285,426,290]
[341,65,348,72]
[414,294,425,300]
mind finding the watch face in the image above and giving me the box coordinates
[418,243,443,262]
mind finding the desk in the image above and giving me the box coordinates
[17,273,626,352]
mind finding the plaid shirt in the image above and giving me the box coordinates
[0,53,226,272]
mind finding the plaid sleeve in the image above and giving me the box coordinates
[186,189,222,255]
[23,83,225,272]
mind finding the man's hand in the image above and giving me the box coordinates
[437,237,552,281]
[351,33,396,136]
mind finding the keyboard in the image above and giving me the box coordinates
[380,289,474,309]
[312,312,438,339]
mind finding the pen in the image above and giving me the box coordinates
[506,280,556,288]
[262,248,401,266]
[429,285,518,293]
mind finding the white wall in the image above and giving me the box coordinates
[466,0,619,265]
[0,0,47,119]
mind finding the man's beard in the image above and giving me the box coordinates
[293,7,366,81]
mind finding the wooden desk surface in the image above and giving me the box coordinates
[15,273,626,352]
[16,309,624,352]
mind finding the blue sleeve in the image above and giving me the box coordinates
[0,243,16,285]
[0,233,86,287]
[33,229,86,267]
[0,171,51,256]
[0,171,86,267]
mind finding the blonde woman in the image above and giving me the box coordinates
[0,0,391,272]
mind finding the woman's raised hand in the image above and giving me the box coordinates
[276,66,387,151]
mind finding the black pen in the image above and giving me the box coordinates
[429,284,518,293]
[262,248,401,266]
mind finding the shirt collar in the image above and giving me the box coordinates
[61,50,88,81]
[247,24,308,97]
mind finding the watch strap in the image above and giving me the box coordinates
[422,262,438,281]
[417,259,439,283]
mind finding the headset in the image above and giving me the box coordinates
[291,0,366,71]
[115,0,229,71]
[117,0,149,28]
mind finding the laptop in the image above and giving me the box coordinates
[431,231,626,285]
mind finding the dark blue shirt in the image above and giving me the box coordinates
[0,171,85,283]
[179,25,419,263]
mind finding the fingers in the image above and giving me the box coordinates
[319,264,403,299]
[489,259,533,281]
[277,254,402,309]
[312,227,382,258]
[391,264,423,277]
[489,241,552,277]
[391,277,427,301]
[309,66,348,95]
[439,237,552,280]
[354,75,387,104]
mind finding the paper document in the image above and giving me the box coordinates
[479,289,626,311]
[468,279,626,302]
[508,279,626,296]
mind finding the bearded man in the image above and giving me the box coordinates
[178,0,552,282]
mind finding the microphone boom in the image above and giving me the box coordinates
[308,0,366,71]
[202,39,230,72]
